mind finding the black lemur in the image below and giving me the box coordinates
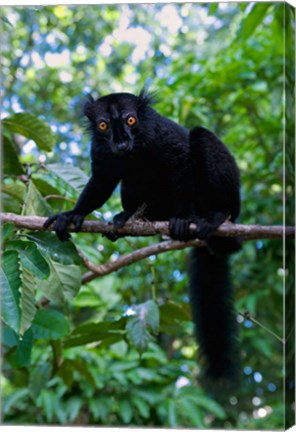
[44,90,242,389]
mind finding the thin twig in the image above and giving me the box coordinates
[148,260,157,301]
[80,238,205,284]
[240,311,284,343]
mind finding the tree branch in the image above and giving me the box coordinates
[79,238,206,284]
[1,212,294,284]
[0,212,294,239]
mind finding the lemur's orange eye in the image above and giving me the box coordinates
[126,116,137,127]
[98,121,108,131]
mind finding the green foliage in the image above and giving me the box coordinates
[236,3,272,40]
[46,163,89,195]
[3,112,55,152]
[31,310,70,340]
[1,251,22,333]
[126,300,160,352]
[1,2,294,429]
[3,135,25,175]
[22,180,53,216]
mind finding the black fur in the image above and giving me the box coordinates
[44,91,242,390]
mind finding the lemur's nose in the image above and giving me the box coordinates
[117,142,127,151]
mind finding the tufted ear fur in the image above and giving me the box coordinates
[137,88,158,110]
[83,94,97,122]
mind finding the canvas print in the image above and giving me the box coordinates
[1,2,295,430]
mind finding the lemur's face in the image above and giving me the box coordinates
[84,93,147,155]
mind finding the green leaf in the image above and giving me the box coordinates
[126,316,152,352]
[46,163,89,193]
[38,260,81,303]
[69,359,95,386]
[2,112,55,151]
[205,399,226,419]
[2,325,19,348]
[71,317,127,336]
[65,397,83,423]
[89,397,112,422]
[160,301,192,322]
[2,193,22,214]
[64,318,126,348]
[2,242,51,336]
[25,231,83,266]
[126,300,160,352]
[177,398,205,428]
[145,299,160,333]
[131,395,150,419]
[31,309,70,340]
[37,390,56,422]
[64,331,123,349]
[253,337,273,358]
[2,181,26,202]
[29,363,52,399]
[136,367,161,381]
[160,301,192,335]
[3,135,25,175]
[23,180,52,216]
[133,388,164,405]
[109,360,139,373]
[56,262,81,301]
[7,240,50,279]
[7,329,33,367]
[1,250,21,333]
[167,399,178,427]
[119,400,133,424]
[32,177,62,197]
[2,222,15,245]
[54,263,81,301]
[179,387,226,419]
[56,359,74,387]
[3,389,29,416]
[195,395,225,419]
[19,266,37,335]
[1,15,14,28]
[237,3,271,40]
[208,3,219,14]
[57,359,95,390]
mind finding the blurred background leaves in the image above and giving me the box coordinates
[1,2,295,428]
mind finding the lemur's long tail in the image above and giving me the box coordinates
[188,240,240,391]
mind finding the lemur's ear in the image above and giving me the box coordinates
[137,88,158,109]
[83,94,97,122]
